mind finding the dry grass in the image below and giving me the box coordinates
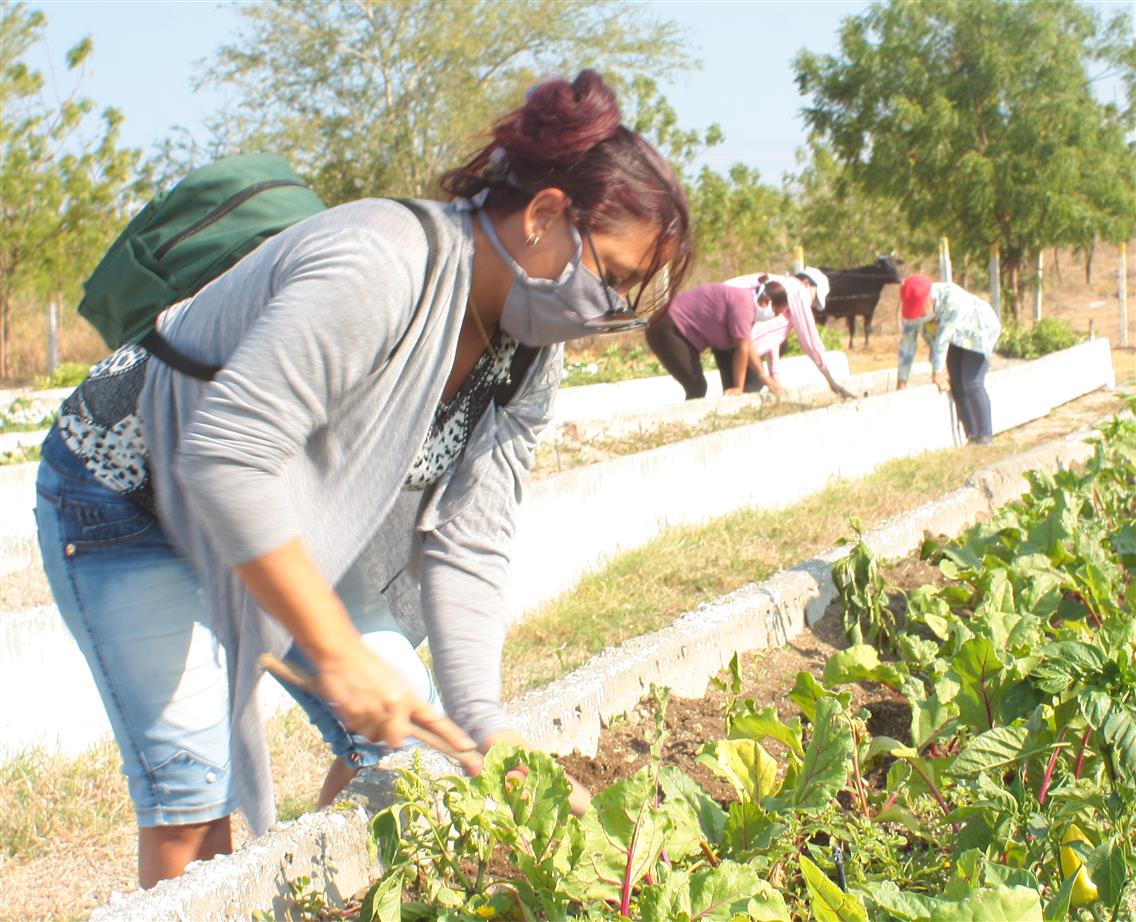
[0,707,331,922]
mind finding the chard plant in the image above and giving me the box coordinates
[354,407,1135,921]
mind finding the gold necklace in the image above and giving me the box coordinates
[467,295,498,362]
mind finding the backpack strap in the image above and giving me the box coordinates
[139,329,221,381]
[494,344,541,408]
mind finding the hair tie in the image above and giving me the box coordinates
[483,146,528,191]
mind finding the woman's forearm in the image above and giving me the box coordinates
[234,537,359,666]
[731,338,751,390]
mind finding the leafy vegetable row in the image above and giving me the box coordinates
[358,404,1135,921]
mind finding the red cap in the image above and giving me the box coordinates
[900,274,933,319]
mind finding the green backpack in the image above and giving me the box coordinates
[78,153,325,377]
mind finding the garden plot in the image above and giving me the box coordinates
[310,410,1136,919]
[86,407,1128,922]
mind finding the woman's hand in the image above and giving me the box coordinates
[237,539,481,773]
[481,730,592,815]
[316,643,483,776]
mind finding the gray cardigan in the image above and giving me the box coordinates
[140,198,562,832]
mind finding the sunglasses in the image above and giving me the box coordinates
[583,229,648,334]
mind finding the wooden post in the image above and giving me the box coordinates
[1120,241,1129,348]
[939,236,952,284]
[988,244,1001,317]
[46,300,60,375]
[1034,251,1043,322]
[793,245,804,274]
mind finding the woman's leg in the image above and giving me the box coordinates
[35,432,236,887]
[645,316,707,399]
[947,344,992,442]
[960,349,992,441]
[139,820,232,889]
[945,343,975,440]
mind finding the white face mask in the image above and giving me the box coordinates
[477,209,642,347]
[751,281,775,321]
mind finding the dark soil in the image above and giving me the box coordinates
[559,555,944,800]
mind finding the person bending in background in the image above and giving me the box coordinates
[645,281,757,399]
[745,271,854,400]
[896,273,1002,445]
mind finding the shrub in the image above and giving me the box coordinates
[783,323,845,356]
[996,317,1083,359]
[32,362,89,389]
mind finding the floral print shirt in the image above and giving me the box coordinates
[898,283,1001,383]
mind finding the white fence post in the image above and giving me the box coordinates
[939,237,952,285]
[988,244,1001,317]
[1034,252,1043,322]
[1121,241,1129,349]
[46,300,60,375]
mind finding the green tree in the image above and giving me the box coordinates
[794,0,1136,315]
[688,162,791,281]
[196,0,692,205]
[0,2,145,380]
[785,139,930,269]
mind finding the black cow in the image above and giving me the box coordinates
[815,255,904,349]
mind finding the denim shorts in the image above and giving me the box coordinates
[35,427,439,827]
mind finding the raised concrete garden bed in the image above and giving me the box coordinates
[89,424,1105,922]
[508,337,1114,618]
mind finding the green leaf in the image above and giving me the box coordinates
[800,854,868,922]
[477,744,572,861]
[823,645,908,688]
[727,703,805,759]
[1042,874,1076,921]
[862,880,939,920]
[637,869,693,922]
[1030,641,1109,695]
[697,739,780,803]
[766,696,853,813]
[1085,837,1128,908]
[658,764,727,847]
[1082,693,1136,787]
[949,726,1032,775]
[909,689,958,749]
[358,869,404,922]
[723,800,780,855]
[569,766,671,903]
[950,638,1009,731]
[688,860,790,921]
[789,671,850,723]
[926,887,1043,921]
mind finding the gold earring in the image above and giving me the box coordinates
[525,231,542,247]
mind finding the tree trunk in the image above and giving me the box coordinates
[1085,236,1096,284]
[1006,261,1022,319]
[0,295,10,383]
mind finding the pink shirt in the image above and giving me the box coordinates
[667,283,757,352]
[748,275,828,377]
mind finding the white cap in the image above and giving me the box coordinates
[798,266,829,310]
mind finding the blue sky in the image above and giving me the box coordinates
[24,0,1134,186]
